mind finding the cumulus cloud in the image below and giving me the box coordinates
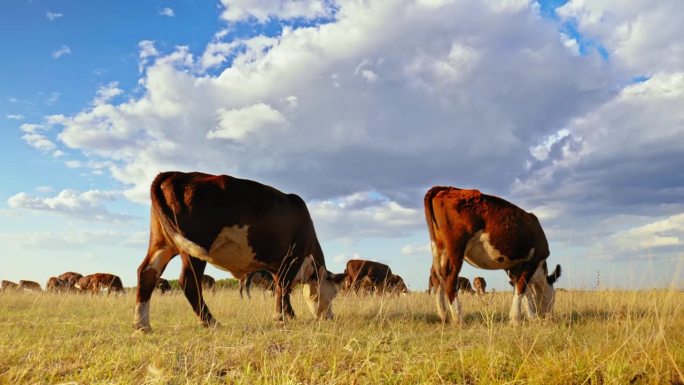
[401,243,430,256]
[20,0,684,262]
[219,0,336,22]
[159,7,175,17]
[52,45,71,59]
[7,189,134,223]
[558,0,684,76]
[92,82,124,106]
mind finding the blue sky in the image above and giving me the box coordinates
[1,0,683,291]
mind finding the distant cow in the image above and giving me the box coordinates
[201,275,216,293]
[429,268,473,295]
[425,186,561,324]
[46,277,70,293]
[19,280,42,292]
[76,273,124,294]
[1,280,19,291]
[57,272,83,290]
[134,172,345,332]
[344,259,408,295]
[473,277,487,295]
[239,270,275,299]
[156,278,172,294]
[457,277,474,294]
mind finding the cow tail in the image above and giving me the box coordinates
[150,172,208,258]
[424,186,445,243]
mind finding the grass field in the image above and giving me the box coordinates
[1,288,683,384]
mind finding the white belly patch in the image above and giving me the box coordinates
[463,230,533,270]
[204,225,265,279]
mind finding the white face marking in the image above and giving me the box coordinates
[525,264,556,316]
[464,230,535,270]
[205,225,265,278]
[302,265,338,319]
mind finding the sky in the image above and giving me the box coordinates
[1,0,683,292]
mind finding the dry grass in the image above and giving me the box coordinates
[0,288,682,384]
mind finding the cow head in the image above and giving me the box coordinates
[302,267,345,319]
[525,263,561,316]
[387,274,409,295]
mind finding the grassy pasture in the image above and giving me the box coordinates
[0,289,682,384]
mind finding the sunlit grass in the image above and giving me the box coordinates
[0,288,682,384]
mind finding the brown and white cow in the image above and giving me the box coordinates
[201,274,216,294]
[76,273,124,294]
[57,272,83,291]
[1,280,19,291]
[239,269,275,299]
[343,259,409,295]
[473,277,487,295]
[19,280,42,292]
[156,278,172,294]
[428,267,473,295]
[424,186,561,324]
[46,277,69,293]
[134,171,345,332]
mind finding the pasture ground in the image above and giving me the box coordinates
[0,289,682,384]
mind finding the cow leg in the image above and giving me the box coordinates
[509,270,530,323]
[238,277,246,299]
[245,273,254,299]
[274,256,306,321]
[179,254,216,328]
[440,238,467,325]
[134,245,176,332]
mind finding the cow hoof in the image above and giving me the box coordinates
[133,324,152,334]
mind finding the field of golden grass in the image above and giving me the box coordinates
[1,288,682,384]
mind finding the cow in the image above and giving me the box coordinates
[75,273,124,295]
[1,280,19,291]
[19,280,42,292]
[133,171,345,332]
[473,277,487,295]
[156,278,172,294]
[457,277,475,294]
[424,186,561,324]
[343,259,408,295]
[57,272,83,291]
[201,274,216,293]
[46,277,69,293]
[239,270,275,299]
[429,268,473,295]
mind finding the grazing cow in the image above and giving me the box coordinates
[133,171,345,332]
[239,270,275,299]
[457,277,475,294]
[156,278,172,294]
[1,280,19,291]
[46,277,70,293]
[19,280,42,292]
[473,277,487,295]
[424,186,561,324]
[76,273,124,294]
[57,272,83,291]
[344,259,408,295]
[429,268,473,295]
[201,274,216,293]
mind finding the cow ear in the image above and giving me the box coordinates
[329,272,346,284]
[547,264,561,285]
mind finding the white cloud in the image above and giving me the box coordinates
[6,114,24,120]
[46,92,60,105]
[0,230,144,250]
[138,40,159,72]
[7,189,134,223]
[159,7,175,17]
[219,0,335,22]
[46,12,63,21]
[93,82,123,106]
[558,0,684,76]
[208,103,287,141]
[52,45,71,59]
[35,186,54,193]
[22,133,56,153]
[401,243,430,256]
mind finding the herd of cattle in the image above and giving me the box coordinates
[2,171,564,331]
[129,171,561,332]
